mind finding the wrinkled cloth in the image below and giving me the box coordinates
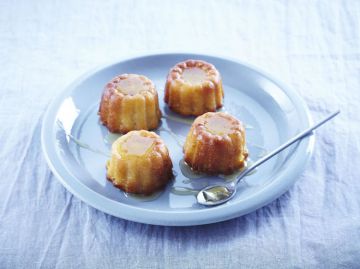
[0,0,359,268]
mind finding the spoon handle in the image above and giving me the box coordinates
[235,110,340,184]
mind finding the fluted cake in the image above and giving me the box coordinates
[99,74,162,133]
[106,130,173,195]
[183,112,248,175]
[164,59,224,116]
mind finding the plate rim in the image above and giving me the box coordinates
[41,52,315,226]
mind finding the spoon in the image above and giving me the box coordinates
[197,110,340,206]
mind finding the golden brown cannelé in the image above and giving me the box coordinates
[106,130,173,195]
[164,60,224,116]
[183,112,248,175]
[99,74,162,133]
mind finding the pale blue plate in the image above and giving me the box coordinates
[41,53,314,226]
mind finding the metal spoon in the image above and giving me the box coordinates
[197,110,340,206]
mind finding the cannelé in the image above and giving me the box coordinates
[106,130,173,195]
[164,60,224,116]
[99,74,162,133]
[183,112,248,175]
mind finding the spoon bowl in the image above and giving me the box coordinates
[197,185,236,206]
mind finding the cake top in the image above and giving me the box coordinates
[167,59,220,86]
[192,112,244,138]
[111,74,154,96]
[204,114,234,136]
[120,132,155,156]
[181,67,209,85]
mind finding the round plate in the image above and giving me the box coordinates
[41,53,314,226]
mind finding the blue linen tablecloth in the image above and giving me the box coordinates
[1,0,359,268]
